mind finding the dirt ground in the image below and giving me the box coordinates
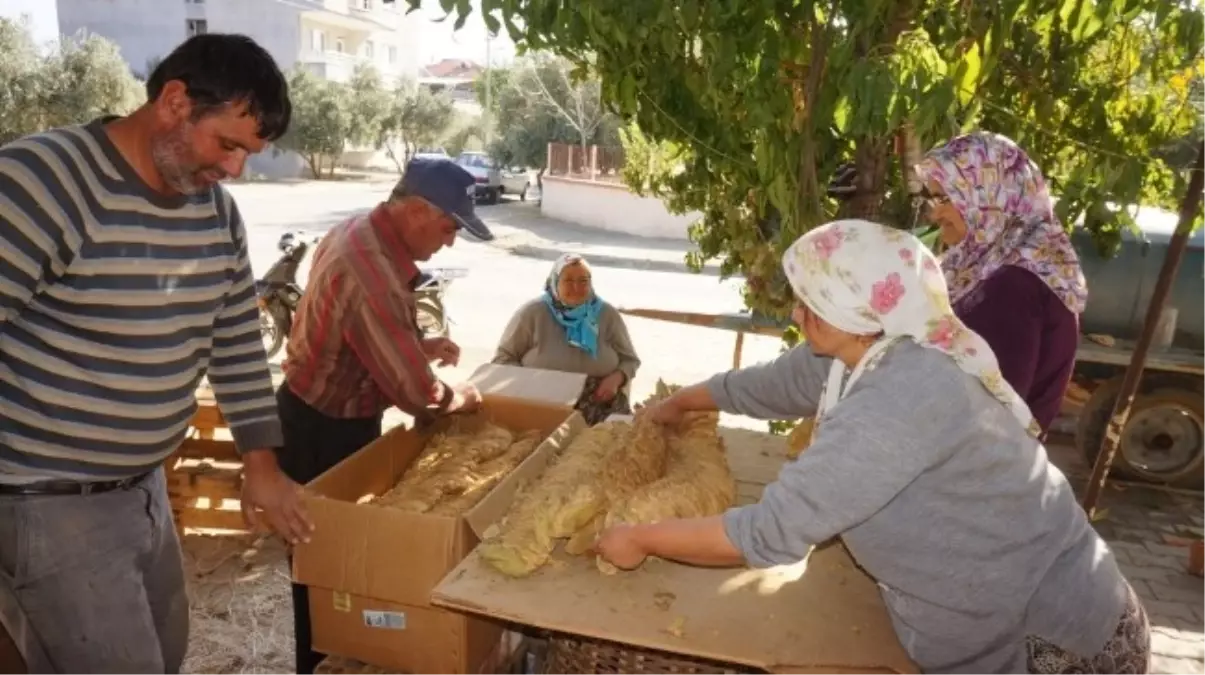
[181,534,294,674]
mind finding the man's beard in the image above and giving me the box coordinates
[150,123,217,196]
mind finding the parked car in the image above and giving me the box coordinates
[413,151,450,161]
[454,151,530,204]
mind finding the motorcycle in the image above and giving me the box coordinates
[256,230,464,359]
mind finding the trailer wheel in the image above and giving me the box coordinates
[1078,376,1204,489]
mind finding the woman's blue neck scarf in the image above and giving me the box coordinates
[542,255,602,359]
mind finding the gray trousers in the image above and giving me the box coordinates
[0,469,189,674]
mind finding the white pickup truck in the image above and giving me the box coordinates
[455,151,530,204]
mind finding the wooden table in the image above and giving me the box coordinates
[431,427,916,674]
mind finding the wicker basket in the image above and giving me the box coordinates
[540,633,758,674]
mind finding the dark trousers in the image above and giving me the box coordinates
[275,384,382,675]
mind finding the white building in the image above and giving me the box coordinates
[56,0,423,176]
[0,0,62,47]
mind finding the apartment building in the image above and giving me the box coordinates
[55,0,422,176]
[57,0,421,83]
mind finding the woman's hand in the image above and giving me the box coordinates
[593,524,649,570]
[593,371,625,402]
[641,397,685,426]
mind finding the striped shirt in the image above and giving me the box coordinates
[0,118,283,483]
[282,205,452,421]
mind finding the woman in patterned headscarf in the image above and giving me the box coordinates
[493,253,641,424]
[915,131,1087,434]
[595,220,1147,674]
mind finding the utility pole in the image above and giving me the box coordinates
[483,31,493,148]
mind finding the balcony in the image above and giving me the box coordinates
[348,0,399,29]
[301,1,384,33]
[299,50,364,83]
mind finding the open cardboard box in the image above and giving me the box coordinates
[294,366,586,673]
[429,423,919,674]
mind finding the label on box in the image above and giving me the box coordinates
[362,610,406,630]
[332,592,351,613]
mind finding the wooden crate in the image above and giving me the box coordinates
[166,391,247,533]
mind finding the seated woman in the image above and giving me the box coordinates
[595,220,1146,674]
[916,132,1087,435]
[493,253,641,424]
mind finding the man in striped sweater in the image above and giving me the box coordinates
[0,34,307,673]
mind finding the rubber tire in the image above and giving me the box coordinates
[259,305,287,359]
[416,296,449,339]
[1078,376,1205,488]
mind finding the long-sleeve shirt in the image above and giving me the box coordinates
[953,265,1079,433]
[491,298,641,382]
[0,119,282,483]
[282,205,451,421]
[710,342,1128,673]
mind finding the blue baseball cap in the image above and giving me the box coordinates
[392,157,494,241]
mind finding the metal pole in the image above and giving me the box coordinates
[1081,146,1204,516]
[483,33,492,147]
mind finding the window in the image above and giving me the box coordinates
[186,19,207,36]
[363,40,374,59]
[335,38,345,53]
[312,29,325,53]
[388,45,397,64]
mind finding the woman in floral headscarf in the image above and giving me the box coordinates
[915,132,1087,434]
[493,253,641,424]
[594,220,1146,674]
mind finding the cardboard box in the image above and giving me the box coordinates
[295,367,586,673]
[308,588,506,674]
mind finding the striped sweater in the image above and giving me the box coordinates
[0,118,283,483]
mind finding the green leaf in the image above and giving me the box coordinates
[483,12,500,35]
[955,43,981,106]
[833,97,851,133]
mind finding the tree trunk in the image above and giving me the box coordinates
[384,140,404,174]
[306,154,322,179]
[837,0,918,221]
[840,137,891,220]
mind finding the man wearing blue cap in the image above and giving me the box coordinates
[273,156,494,674]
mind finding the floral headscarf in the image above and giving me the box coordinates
[915,131,1088,314]
[783,219,1042,438]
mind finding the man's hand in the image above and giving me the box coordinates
[449,381,483,413]
[593,371,625,402]
[422,337,461,367]
[240,449,314,545]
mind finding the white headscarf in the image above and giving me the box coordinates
[782,219,1041,438]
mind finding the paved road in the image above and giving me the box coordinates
[227,179,783,416]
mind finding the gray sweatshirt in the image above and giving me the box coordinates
[493,298,641,381]
[712,341,1128,674]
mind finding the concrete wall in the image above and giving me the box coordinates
[540,176,700,241]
